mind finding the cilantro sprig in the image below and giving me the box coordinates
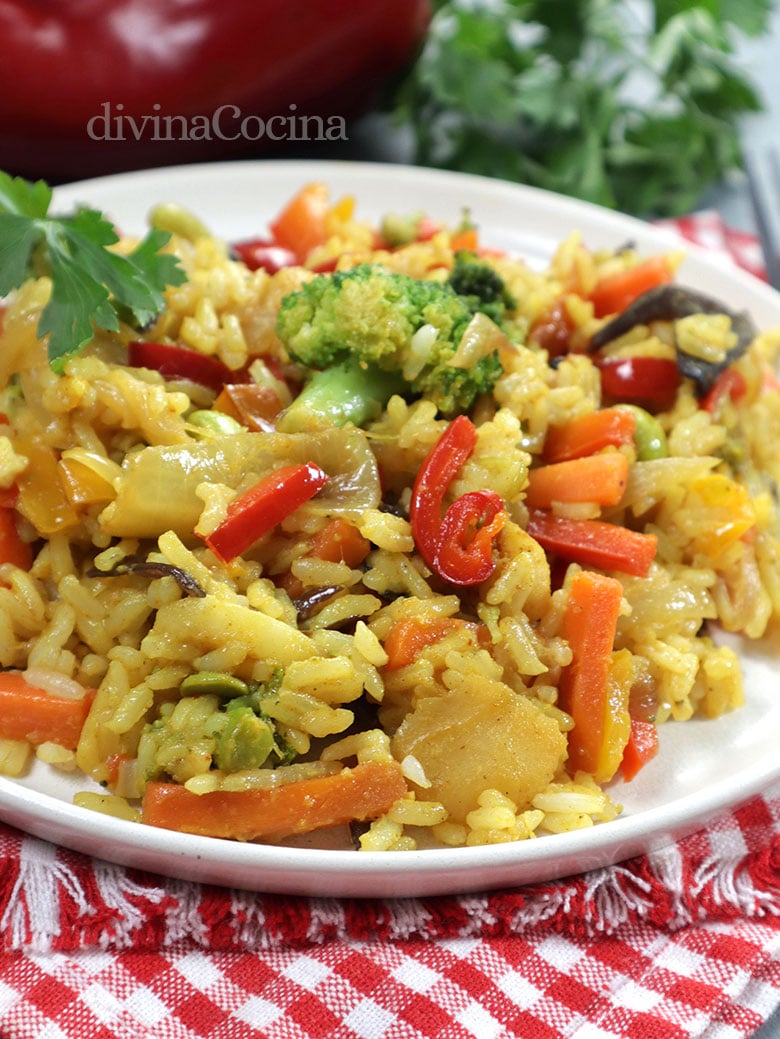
[0,171,186,370]
[387,0,772,218]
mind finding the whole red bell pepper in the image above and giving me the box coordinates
[409,415,505,587]
[0,0,431,182]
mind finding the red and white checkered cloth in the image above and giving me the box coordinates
[0,211,778,1039]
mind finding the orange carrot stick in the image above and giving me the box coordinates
[0,671,93,749]
[383,616,470,671]
[449,226,479,252]
[525,453,629,509]
[308,517,371,568]
[142,761,407,841]
[558,570,628,779]
[542,408,637,464]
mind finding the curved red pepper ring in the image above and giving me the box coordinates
[436,489,506,585]
[409,415,506,586]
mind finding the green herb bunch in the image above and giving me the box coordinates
[0,171,185,368]
[389,0,773,217]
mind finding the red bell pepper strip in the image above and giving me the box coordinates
[128,341,237,394]
[590,255,674,318]
[232,239,298,274]
[0,506,33,571]
[621,718,659,781]
[526,510,657,578]
[409,415,506,587]
[203,462,329,564]
[415,216,441,241]
[596,356,681,412]
[700,367,748,414]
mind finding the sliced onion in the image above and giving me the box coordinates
[100,427,381,538]
[447,312,508,368]
[59,448,123,488]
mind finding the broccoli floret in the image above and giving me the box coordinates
[276,263,507,429]
[447,251,516,323]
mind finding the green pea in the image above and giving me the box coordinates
[180,672,250,698]
[212,711,275,772]
[188,410,243,436]
[148,202,211,242]
[618,404,668,460]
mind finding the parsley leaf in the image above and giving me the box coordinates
[0,171,186,370]
[387,0,772,218]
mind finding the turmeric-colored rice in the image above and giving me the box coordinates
[1,181,779,851]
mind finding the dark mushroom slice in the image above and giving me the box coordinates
[87,558,206,597]
[588,284,757,395]
[292,585,342,623]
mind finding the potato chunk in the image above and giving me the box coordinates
[391,676,567,824]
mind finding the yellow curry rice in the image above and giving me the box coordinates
[0,183,779,850]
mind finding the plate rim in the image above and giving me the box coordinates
[0,157,775,897]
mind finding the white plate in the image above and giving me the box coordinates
[1,160,778,898]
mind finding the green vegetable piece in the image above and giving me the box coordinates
[211,705,275,772]
[447,250,516,320]
[188,410,244,436]
[276,262,506,427]
[380,210,424,247]
[180,671,250,699]
[278,358,404,432]
[0,171,186,370]
[617,404,668,460]
[148,202,211,243]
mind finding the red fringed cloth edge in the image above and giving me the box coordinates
[0,788,778,953]
[0,209,777,961]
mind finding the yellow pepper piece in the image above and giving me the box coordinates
[58,456,116,507]
[15,437,80,535]
[687,474,756,559]
[327,194,355,225]
[594,648,633,784]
